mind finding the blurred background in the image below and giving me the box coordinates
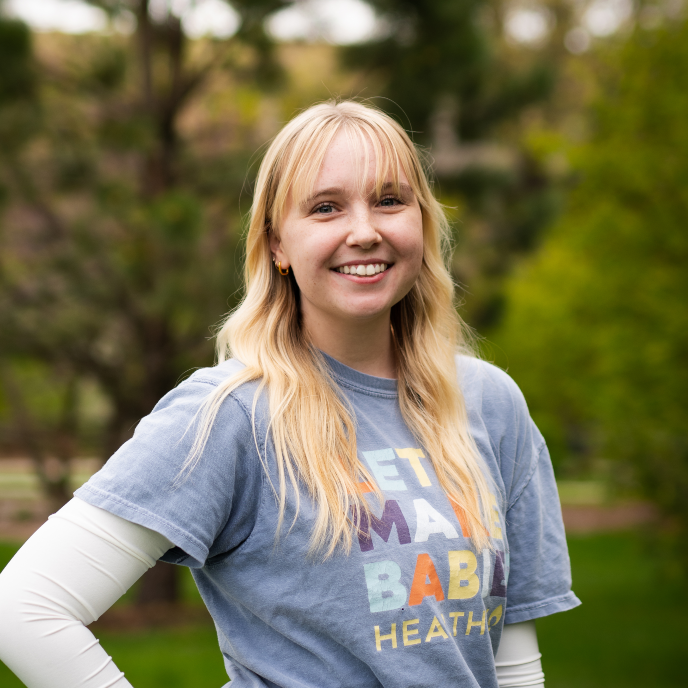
[0,0,686,685]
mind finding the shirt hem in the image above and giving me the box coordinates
[74,484,209,567]
[504,591,581,624]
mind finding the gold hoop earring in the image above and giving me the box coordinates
[277,261,290,276]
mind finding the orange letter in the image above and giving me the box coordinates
[409,553,445,606]
[449,499,472,538]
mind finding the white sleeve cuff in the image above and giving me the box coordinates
[495,620,545,687]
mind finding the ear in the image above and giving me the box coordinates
[268,229,289,269]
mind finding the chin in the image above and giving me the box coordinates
[338,304,393,321]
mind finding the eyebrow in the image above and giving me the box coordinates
[301,182,415,210]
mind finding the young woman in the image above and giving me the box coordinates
[0,100,579,688]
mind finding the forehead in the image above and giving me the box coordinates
[289,124,410,208]
[318,129,405,187]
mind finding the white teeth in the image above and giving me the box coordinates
[336,263,390,274]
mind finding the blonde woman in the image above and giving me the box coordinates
[0,101,579,688]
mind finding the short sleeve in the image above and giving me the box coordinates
[502,422,581,623]
[457,356,581,625]
[75,368,262,569]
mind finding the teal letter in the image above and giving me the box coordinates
[363,449,407,491]
[364,561,408,613]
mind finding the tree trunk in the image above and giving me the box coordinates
[136,561,180,605]
[0,363,73,511]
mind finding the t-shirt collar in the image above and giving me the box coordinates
[320,351,398,396]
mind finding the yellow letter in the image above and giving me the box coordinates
[465,610,486,636]
[448,550,479,599]
[395,448,431,487]
[425,616,449,642]
[489,493,503,539]
[448,611,465,636]
[374,623,397,651]
[403,619,421,646]
[488,605,503,629]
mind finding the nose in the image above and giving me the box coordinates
[345,206,381,250]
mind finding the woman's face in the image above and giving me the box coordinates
[270,130,424,333]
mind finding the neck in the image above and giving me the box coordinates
[304,310,396,379]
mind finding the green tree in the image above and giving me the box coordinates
[0,0,286,601]
[344,0,561,328]
[496,19,688,568]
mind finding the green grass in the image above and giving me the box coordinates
[1,532,685,687]
[539,531,685,688]
[0,624,228,688]
[98,626,229,687]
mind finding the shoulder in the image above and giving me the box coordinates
[455,354,529,421]
[182,358,248,388]
[455,355,545,481]
[145,358,256,432]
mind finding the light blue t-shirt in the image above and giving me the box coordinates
[76,354,580,688]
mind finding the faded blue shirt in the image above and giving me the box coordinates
[76,354,580,688]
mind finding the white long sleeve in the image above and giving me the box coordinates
[0,498,546,688]
[0,497,172,688]
[495,620,545,687]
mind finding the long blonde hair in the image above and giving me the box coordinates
[184,100,493,557]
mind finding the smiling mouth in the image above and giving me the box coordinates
[333,263,390,276]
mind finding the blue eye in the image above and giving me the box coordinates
[314,203,335,214]
[379,197,399,207]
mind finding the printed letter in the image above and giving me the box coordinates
[489,493,503,539]
[363,449,407,491]
[413,499,459,542]
[409,553,445,606]
[482,549,491,600]
[356,500,411,552]
[395,448,431,487]
[403,619,421,646]
[447,550,479,599]
[449,499,472,538]
[465,610,486,636]
[364,561,408,613]
[490,551,507,597]
[374,623,397,651]
[488,605,503,629]
[449,611,465,636]
[425,616,449,642]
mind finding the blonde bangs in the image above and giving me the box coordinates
[268,107,426,236]
[184,100,495,558]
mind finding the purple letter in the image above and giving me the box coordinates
[355,500,411,552]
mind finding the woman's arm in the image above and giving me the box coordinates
[495,620,545,687]
[0,498,172,688]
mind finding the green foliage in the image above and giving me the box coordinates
[0,15,39,157]
[0,541,20,573]
[0,17,35,102]
[343,0,553,143]
[0,2,291,462]
[343,0,560,328]
[496,21,688,565]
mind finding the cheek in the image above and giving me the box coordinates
[398,216,425,268]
